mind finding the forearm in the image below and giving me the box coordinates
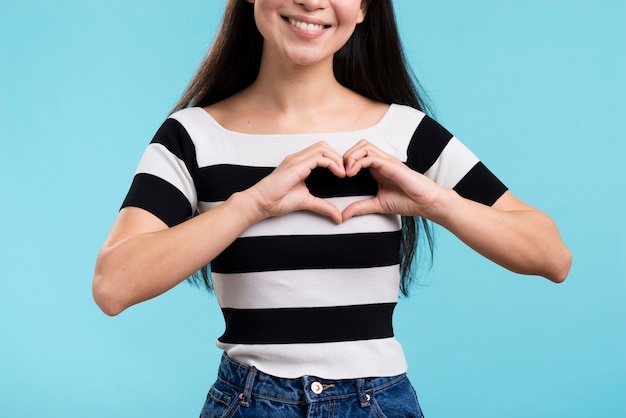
[93,192,262,315]
[427,189,572,282]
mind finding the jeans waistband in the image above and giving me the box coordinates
[217,353,407,407]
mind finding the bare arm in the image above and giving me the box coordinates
[93,142,346,315]
[342,140,572,282]
[93,192,262,316]
[426,190,571,282]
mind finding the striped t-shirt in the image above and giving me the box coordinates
[122,104,507,379]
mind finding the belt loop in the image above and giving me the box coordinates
[239,365,257,407]
[356,378,370,407]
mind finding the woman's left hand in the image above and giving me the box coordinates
[342,139,442,221]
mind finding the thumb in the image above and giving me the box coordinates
[341,198,379,221]
[305,197,344,224]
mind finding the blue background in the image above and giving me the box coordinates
[1,0,624,416]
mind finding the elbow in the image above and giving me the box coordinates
[545,245,573,284]
[93,247,134,316]
[92,270,127,317]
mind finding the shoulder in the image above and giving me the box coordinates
[383,104,457,144]
[378,104,428,137]
[385,104,431,127]
[389,103,425,117]
[168,107,211,128]
[201,92,254,132]
[167,106,224,142]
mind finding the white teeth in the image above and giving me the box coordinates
[288,18,325,33]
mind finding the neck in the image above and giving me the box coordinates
[248,51,347,114]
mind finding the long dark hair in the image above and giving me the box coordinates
[178,0,434,296]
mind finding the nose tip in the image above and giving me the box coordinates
[295,0,327,11]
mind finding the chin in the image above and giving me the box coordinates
[284,50,332,67]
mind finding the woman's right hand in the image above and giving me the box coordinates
[247,141,346,224]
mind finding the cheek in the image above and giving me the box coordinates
[254,0,284,18]
[334,0,366,24]
[352,0,371,24]
[252,0,282,33]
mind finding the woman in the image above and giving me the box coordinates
[93,0,572,416]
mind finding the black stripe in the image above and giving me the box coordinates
[121,173,193,227]
[196,164,273,203]
[305,167,378,198]
[406,115,454,173]
[196,165,379,203]
[151,118,198,179]
[453,162,508,206]
[218,303,396,344]
[212,231,401,274]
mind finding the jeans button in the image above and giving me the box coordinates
[311,381,323,394]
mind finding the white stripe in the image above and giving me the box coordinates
[169,108,222,166]
[169,105,426,168]
[171,107,362,167]
[213,266,400,309]
[135,143,197,208]
[424,137,479,189]
[380,105,427,162]
[198,196,401,238]
[217,338,408,379]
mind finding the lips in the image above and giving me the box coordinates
[284,17,330,33]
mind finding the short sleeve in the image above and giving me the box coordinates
[121,118,199,227]
[406,115,508,206]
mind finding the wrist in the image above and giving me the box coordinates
[228,189,269,226]
[420,188,459,225]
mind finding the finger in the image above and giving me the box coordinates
[282,152,346,183]
[312,154,347,178]
[343,138,371,156]
[345,154,388,178]
[304,196,344,224]
[343,141,388,176]
[343,140,368,173]
[298,142,346,178]
[341,198,380,221]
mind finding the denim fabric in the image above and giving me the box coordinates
[199,354,424,418]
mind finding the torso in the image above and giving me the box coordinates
[123,103,508,378]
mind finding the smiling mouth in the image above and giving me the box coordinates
[284,17,330,33]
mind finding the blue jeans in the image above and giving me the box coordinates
[199,354,424,417]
